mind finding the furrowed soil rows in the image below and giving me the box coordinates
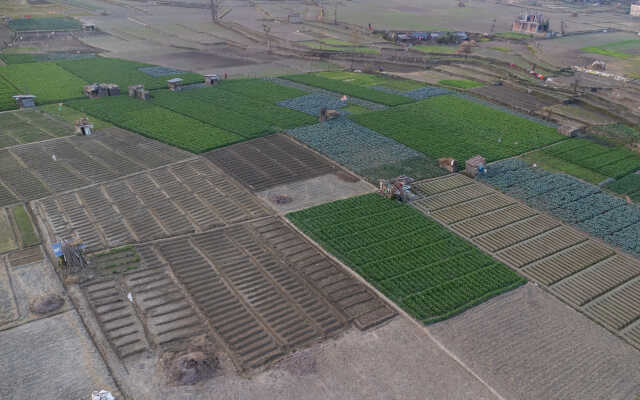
[34,158,270,252]
[0,128,191,204]
[205,134,345,192]
[151,218,395,371]
[469,85,558,113]
[413,173,640,350]
[0,110,73,149]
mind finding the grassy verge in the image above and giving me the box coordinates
[522,151,608,185]
[439,79,484,89]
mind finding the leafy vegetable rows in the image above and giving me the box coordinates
[282,74,414,106]
[67,96,241,153]
[350,95,563,162]
[287,193,525,324]
[0,62,88,104]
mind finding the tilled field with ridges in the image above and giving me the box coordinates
[205,133,342,192]
[33,158,271,252]
[150,218,395,371]
[0,128,191,206]
[412,173,640,351]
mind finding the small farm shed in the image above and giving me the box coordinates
[167,78,184,91]
[379,176,415,202]
[128,84,150,100]
[631,4,640,17]
[204,74,219,85]
[438,157,457,173]
[465,155,486,177]
[84,83,119,98]
[12,95,36,109]
[82,23,96,32]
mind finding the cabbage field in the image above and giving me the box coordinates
[57,57,202,90]
[287,193,525,324]
[67,96,241,153]
[0,62,88,104]
[480,159,640,259]
[350,95,564,162]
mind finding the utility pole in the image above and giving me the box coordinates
[334,2,338,25]
[210,0,221,21]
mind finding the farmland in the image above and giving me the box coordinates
[532,138,640,180]
[8,17,82,32]
[0,110,73,149]
[287,117,445,182]
[151,85,315,138]
[350,95,563,162]
[439,79,483,89]
[0,62,87,104]
[412,45,457,54]
[56,57,202,90]
[581,39,640,59]
[282,74,414,106]
[288,193,525,324]
[480,159,640,262]
[38,103,112,130]
[315,71,425,91]
[414,173,640,350]
[67,96,241,152]
[0,75,17,111]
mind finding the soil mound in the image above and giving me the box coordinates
[161,338,219,386]
[30,294,65,315]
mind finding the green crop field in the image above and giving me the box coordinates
[581,40,640,59]
[412,45,457,54]
[8,17,82,32]
[606,174,640,202]
[12,205,39,247]
[522,151,608,185]
[0,75,17,111]
[67,96,241,153]
[288,194,526,324]
[350,95,563,162]
[542,138,640,179]
[301,42,380,54]
[151,90,278,138]
[216,79,308,103]
[0,54,40,64]
[282,74,414,106]
[178,85,316,131]
[316,71,424,91]
[39,103,112,131]
[0,62,87,104]
[57,57,202,90]
[439,79,484,89]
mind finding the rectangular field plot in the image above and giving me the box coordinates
[205,134,344,192]
[287,193,525,324]
[34,158,270,252]
[414,173,640,351]
[469,85,558,113]
[97,217,396,371]
[287,118,446,183]
[0,62,88,104]
[350,95,563,163]
[0,128,191,204]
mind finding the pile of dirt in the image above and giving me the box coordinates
[161,338,219,386]
[30,294,65,315]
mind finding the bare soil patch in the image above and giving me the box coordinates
[29,293,64,315]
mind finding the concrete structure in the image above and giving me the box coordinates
[631,4,640,17]
[128,84,149,100]
[74,118,94,136]
[12,95,36,109]
[512,12,549,34]
[84,83,119,98]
